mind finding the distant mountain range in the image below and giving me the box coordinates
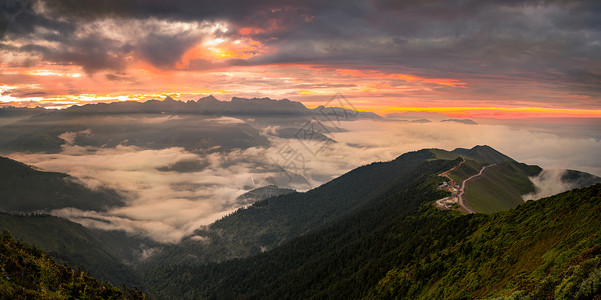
[385,111,477,124]
[0,97,379,154]
[385,111,449,120]
[441,118,478,125]
[34,96,381,120]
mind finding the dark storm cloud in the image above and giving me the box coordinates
[1,0,72,38]
[136,33,197,68]
[2,0,601,96]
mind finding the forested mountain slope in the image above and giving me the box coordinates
[143,179,601,299]
[0,230,145,299]
[0,213,152,286]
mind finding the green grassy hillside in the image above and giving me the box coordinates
[448,159,482,183]
[0,230,145,299]
[429,145,515,165]
[464,161,542,213]
[452,145,515,164]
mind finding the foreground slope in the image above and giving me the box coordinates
[0,213,148,286]
[144,178,601,299]
[0,230,144,299]
[372,184,601,299]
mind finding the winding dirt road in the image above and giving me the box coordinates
[438,158,464,186]
[457,164,496,213]
[434,159,496,213]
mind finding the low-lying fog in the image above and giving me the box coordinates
[9,118,601,243]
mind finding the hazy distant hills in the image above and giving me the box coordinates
[441,118,478,125]
[385,111,478,124]
[0,107,49,127]
[0,97,379,154]
[59,96,381,119]
[385,111,448,120]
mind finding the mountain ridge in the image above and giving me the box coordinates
[0,156,124,212]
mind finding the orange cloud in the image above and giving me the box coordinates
[176,38,270,69]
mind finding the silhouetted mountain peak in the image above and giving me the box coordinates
[197,95,220,103]
[441,118,478,125]
[452,145,515,163]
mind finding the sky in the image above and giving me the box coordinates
[1,0,601,117]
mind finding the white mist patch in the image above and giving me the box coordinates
[522,169,577,201]
[58,129,93,145]
[139,115,182,124]
[206,116,246,124]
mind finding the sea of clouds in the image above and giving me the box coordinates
[9,118,601,243]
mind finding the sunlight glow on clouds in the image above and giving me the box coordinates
[1,0,600,117]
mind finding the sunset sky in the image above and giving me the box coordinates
[1,0,600,117]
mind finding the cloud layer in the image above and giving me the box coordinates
[8,117,601,243]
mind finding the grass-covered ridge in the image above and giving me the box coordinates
[448,158,482,183]
[463,161,542,213]
[0,230,145,299]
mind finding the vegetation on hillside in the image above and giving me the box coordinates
[0,213,154,286]
[0,230,145,299]
[142,178,601,299]
[448,158,482,183]
[372,184,601,299]
[463,161,541,213]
